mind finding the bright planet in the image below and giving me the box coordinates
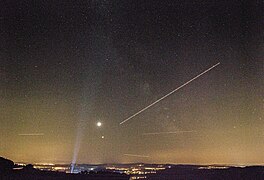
[96,122,102,127]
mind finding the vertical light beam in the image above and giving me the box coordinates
[70,118,85,173]
[120,62,220,125]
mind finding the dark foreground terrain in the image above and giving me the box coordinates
[0,170,129,180]
[147,165,264,180]
[0,157,129,180]
[1,157,264,179]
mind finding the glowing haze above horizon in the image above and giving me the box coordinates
[0,0,263,165]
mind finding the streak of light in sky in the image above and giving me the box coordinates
[18,133,44,136]
[120,62,220,125]
[142,131,196,135]
[123,154,150,158]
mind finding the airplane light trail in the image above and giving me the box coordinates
[142,131,195,135]
[18,133,44,136]
[120,62,220,125]
[123,154,150,158]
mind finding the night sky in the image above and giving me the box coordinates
[0,0,263,165]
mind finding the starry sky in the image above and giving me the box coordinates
[0,0,263,165]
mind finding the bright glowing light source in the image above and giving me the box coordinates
[96,122,102,127]
[101,136,104,139]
